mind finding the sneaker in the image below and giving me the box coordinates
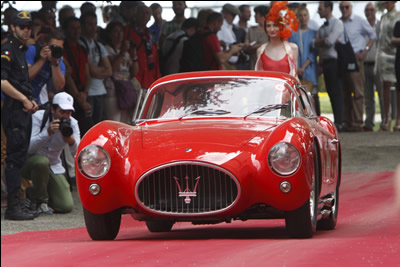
[38,203,53,215]
[26,199,53,215]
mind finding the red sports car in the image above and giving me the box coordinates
[76,71,341,240]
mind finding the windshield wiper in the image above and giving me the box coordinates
[179,109,231,120]
[244,104,289,120]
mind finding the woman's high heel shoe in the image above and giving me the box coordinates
[379,120,391,131]
[393,125,400,132]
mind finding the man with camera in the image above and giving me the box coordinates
[22,92,80,215]
[26,29,65,105]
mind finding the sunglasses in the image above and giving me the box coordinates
[18,24,32,30]
[339,5,350,10]
[365,8,375,12]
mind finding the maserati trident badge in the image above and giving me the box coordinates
[174,176,200,204]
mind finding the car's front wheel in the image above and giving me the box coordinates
[83,207,122,240]
[146,221,174,232]
[285,145,319,238]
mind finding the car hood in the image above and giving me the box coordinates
[140,119,276,149]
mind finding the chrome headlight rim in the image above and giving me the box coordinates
[78,145,111,179]
[268,142,301,176]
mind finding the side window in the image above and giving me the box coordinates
[305,91,317,116]
[146,91,164,119]
[298,86,315,117]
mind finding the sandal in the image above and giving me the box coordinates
[393,125,400,132]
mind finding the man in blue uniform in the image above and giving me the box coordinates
[1,11,39,220]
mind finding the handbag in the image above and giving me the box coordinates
[335,29,358,72]
[113,78,137,110]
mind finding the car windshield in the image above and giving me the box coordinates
[142,77,293,120]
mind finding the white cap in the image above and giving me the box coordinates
[52,92,75,111]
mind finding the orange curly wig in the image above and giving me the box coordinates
[264,1,299,40]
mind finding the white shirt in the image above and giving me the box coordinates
[28,110,80,174]
[315,16,344,60]
[341,14,377,54]
[79,37,109,96]
[217,19,238,64]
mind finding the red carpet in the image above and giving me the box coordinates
[2,172,400,267]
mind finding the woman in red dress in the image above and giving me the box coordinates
[255,1,299,77]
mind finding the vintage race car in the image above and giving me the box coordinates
[76,71,341,240]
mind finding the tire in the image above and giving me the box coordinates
[83,207,122,240]
[146,221,174,233]
[285,144,319,238]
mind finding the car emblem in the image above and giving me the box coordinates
[185,148,192,152]
[174,176,200,204]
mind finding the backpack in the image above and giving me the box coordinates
[180,32,213,72]
[160,32,186,75]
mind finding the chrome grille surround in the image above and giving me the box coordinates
[135,161,241,216]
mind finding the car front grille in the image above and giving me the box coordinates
[136,162,240,215]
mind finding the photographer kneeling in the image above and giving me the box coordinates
[21,92,80,215]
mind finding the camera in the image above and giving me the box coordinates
[49,44,63,59]
[59,118,73,137]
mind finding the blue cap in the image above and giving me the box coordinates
[11,11,32,26]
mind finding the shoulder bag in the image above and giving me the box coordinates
[335,28,358,72]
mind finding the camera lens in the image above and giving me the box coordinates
[59,118,73,137]
[50,45,63,59]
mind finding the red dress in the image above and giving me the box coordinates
[261,52,290,74]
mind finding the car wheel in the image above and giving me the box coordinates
[83,207,122,240]
[146,221,174,232]
[285,145,319,238]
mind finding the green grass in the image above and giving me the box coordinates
[319,93,381,115]
[318,93,390,131]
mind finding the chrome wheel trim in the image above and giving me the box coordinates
[310,175,316,222]
[331,185,338,219]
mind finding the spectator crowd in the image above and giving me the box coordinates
[1,1,399,220]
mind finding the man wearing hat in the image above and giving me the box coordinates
[218,4,246,70]
[22,92,80,215]
[1,11,39,220]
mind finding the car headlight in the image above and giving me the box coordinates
[268,142,301,176]
[78,145,110,178]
